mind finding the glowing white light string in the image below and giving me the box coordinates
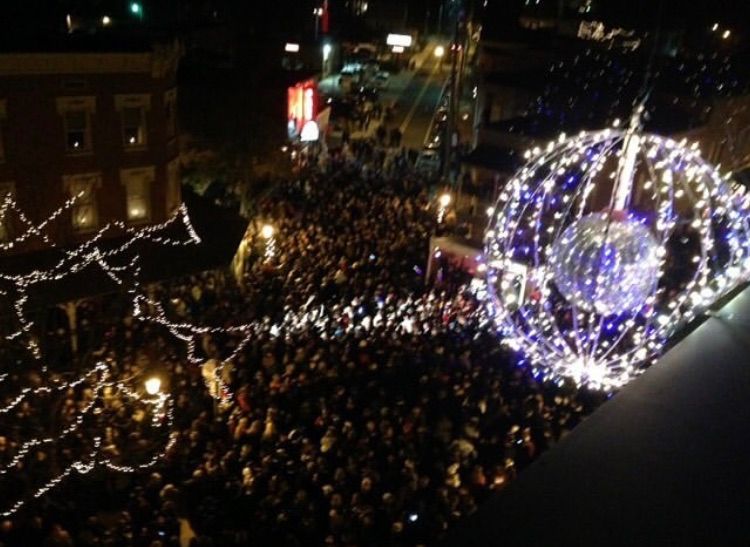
[0,202,198,517]
[0,191,95,252]
[1,204,201,356]
[0,361,108,413]
[485,128,750,390]
[0,438,102,518]
[0,366,109,475]
[0,364,175,516]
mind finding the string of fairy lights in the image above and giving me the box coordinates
[0,367,176,518]
[0,200,201,358]
[0,361,108,413]
[0,198,196,517]
[4,117,747,517]
[0,192,459,516]
[485,124,750,390]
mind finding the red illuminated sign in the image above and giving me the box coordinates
[287,80,318,139]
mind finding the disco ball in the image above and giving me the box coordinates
[549,213,660,316]
[484,128,750,390]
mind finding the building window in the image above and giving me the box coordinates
[121,167,154,223]
[122,107,146,147]
[64,173,100,232]
[164,89,177,139]
[0,182,15,241]
[166,159,180,214]
[57,97,96,155]
[115,94,151,150]
[65,111,90,152]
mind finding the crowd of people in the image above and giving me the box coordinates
[0,141,605,547]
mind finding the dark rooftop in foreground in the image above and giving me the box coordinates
[445,283,750,547]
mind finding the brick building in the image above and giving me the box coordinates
[0,35,182,250]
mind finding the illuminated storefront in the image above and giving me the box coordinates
[287,79,318,140]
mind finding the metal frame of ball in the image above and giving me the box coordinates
[484,128,750,390]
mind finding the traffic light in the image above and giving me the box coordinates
[129,2,143,19]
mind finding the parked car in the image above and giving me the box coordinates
[415,150,441,175]
[373,71,390,89]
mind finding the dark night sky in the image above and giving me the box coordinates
[1,0,747,45]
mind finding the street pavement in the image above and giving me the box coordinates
[390,53,449,150]
[319,42,449,150]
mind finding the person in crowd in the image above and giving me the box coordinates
[0,136,605,547]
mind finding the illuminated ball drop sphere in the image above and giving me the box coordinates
[485,125,750,390]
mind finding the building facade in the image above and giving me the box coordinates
[0,39,182,251]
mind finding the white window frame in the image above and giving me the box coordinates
[56,96,96,155]
[120,166,154,223]
[63,172,100,232]
[115,94,151,150]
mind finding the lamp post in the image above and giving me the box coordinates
[261,224,275,240]
[145,376,161,396]
[261,224,276,261]
[322,42,332,76]
[437,193,451,223]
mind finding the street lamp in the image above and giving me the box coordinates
[102,15,112,26]
[261,224,275,239]
[145,376,161,396]
[261,224,276,261]
[322,43,332,77]
[434,45,445,58]
[437,193,452,223]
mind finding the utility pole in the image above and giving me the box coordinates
[442,13,461,183]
